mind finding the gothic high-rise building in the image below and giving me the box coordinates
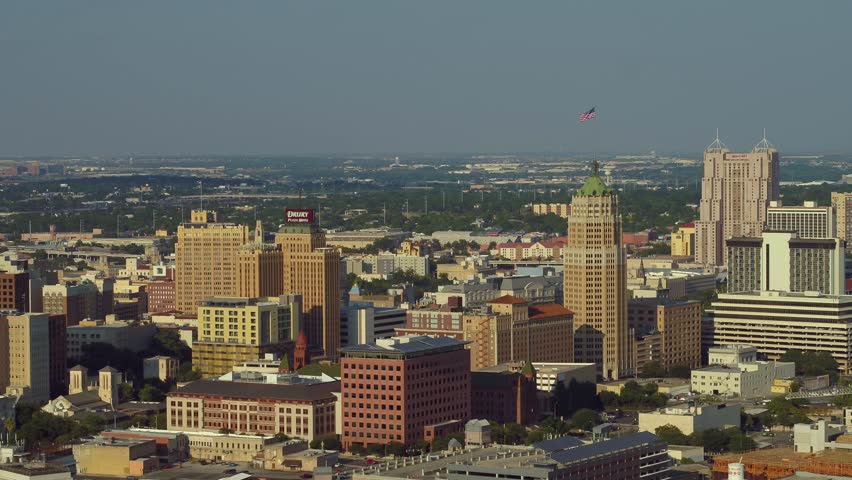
[695,133,780,266]
[563,162,630,380]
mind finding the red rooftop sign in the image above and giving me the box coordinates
[285,208,314,224]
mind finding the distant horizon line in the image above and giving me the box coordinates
[0,149,845,160]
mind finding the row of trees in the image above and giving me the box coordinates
[654,425,754,453]
[638,362,691,379]
[599,381,668,410]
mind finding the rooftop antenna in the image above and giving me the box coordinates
[753,128,775,152]
[706,128,728,153]
[199,181,203,211]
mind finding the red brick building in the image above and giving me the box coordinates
[167,379,338,441]
[145,281,176,313]
[340,336,471,449]
[471,363,538,425]
[0,272,32,312]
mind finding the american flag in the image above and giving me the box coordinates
[579,107,596,122]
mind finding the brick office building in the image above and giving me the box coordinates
[167,379,338,441]
[340,336,471,450]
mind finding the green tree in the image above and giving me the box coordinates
[219,428,234,434]
[348,443,366,455]
[570,409,601,431]
[177,363,202,382]
[667,365,692,379]
[367,443,385,456]
[553,380,602,417]
[654,425,688,445]
[699,428,729,452]
[727,430,755,453]
[119,382,136,402]
[139,384,166,402]
[386,441,406,457]
[639,361,666,378]
[413,440,431,454]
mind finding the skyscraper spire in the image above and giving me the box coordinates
[753,128,775,152]
[706,128,728,153]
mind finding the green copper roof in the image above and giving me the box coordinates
[576,161,612,196]
[577,175,612,196]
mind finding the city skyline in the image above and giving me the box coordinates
[3,2,852,156]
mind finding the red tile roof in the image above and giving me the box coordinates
[488,295,529,305]
[680,223,695,228]
[528,303,574,319]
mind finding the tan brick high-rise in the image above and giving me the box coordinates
[276,217,340,359]
[175,210,248,313]
[831,192,852,251]
[695,134,780,266]
[238,222,284,298]
[563,162,630,380]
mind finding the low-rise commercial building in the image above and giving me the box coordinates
[691,361,796,398]
[707,345,758,366]
[99,429,189,464]
[639,403,739,436]
[73,436,159,478]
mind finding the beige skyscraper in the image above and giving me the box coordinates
[238,221,285,297]
[175,210,249,313]
[831,192,852,251]
[695,132,780,266]
[276,209,341,359]
[563,163,630,380]
[2,313,51,403]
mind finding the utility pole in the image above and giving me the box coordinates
[442,191,446,210]
[424,194,428,215]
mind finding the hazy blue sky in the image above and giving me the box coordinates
[2,1,852,156]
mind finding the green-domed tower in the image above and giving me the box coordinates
[563,161,630,380]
